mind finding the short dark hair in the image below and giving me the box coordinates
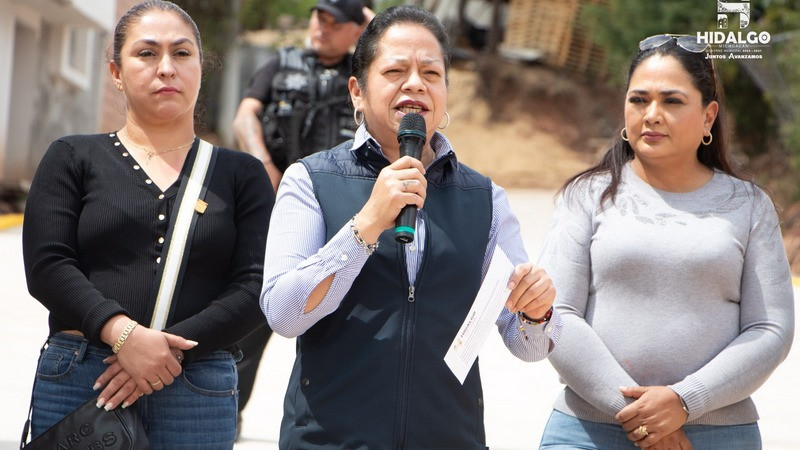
[351,5,451,90]
[112,0,202,68]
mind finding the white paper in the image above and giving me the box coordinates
[444,245,514,384]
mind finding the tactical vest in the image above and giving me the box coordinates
[279,140,494,449]
[262,47,355,172]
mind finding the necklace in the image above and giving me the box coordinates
[119,130,195,162]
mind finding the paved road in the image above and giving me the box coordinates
[2,189,798,449]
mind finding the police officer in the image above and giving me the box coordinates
[231,0,371,438]
[234,0,371,192]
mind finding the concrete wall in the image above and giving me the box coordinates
[217,42,276,147]
[98,0,139,134]
[0,0,115,183]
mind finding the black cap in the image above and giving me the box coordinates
[313,0,365,24]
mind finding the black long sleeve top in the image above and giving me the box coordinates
[22,132,274,365]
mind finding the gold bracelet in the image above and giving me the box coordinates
[112,320,138,354]
[679,395,690,415]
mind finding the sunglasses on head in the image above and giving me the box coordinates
[638,34,718,100]
[639,34,710,53]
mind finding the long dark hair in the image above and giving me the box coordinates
[351,5,451,91]
[561,39,741,206]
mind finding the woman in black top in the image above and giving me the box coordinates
[21,1,273,447]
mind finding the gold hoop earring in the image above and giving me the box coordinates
[620,128,629,142]
[702,133,713,145]
[354,110,364,126]
[438,112,451,130]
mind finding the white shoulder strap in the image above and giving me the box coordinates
[150,139,214,330]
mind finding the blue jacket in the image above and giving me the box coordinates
[279,140,493,449]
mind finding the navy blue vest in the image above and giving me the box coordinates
[279,140,493,449]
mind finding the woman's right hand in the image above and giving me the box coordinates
[94,344,187,410]
[100,316,198,400]
[616,386,688,447]
[116,327,197,392]
[354,155,427,243]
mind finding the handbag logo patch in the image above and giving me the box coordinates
[53,422,119,449]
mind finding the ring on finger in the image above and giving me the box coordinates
[149,379,163,386]
[635,425,649,437]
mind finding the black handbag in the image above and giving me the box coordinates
[20,396,149,449]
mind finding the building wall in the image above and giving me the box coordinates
[27,23,111,180]
[6,19,38,182]
[0,0,115,183]
[98,0,139,134]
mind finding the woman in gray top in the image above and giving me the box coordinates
[538,34,794,449]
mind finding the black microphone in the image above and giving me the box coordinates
[395,113,427,244]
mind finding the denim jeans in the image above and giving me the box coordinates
[540,410,762,450]
[31,332,238,449]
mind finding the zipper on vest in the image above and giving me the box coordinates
[395,246,417,448]
[394,208,433,448]
[395,297,415,447]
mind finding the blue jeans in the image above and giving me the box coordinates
[31,332,239,449]
[540,410,762,450]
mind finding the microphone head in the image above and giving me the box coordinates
[397,113,427,144]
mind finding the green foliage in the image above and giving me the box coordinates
[581,0,713,85]
[756,2,800,170]
[173,0,238,59]
[375,0,406,11]
[777,39,800,169]
[582,0,800,192]
[240,0,317,31]
[171,0,242,132]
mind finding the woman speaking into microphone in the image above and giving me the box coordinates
[260,5,561,448]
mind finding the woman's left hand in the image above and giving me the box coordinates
[642,428,693,450]
[93,355,144,410]
[505,262,555,318]
[615,385,689,447]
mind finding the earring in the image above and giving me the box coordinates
[620,128,629,142]
[438,112,451,130]
[353,109,364,126]
[436,111,450,130]
[702,133,713,145]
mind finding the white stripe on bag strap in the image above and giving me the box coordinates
[150,139,213,330]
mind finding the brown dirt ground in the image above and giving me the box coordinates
[444,67,592,189]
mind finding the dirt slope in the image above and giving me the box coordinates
[444,68,591,189]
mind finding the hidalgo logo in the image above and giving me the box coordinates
[718,0,751,29]
[696,1,771,46]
